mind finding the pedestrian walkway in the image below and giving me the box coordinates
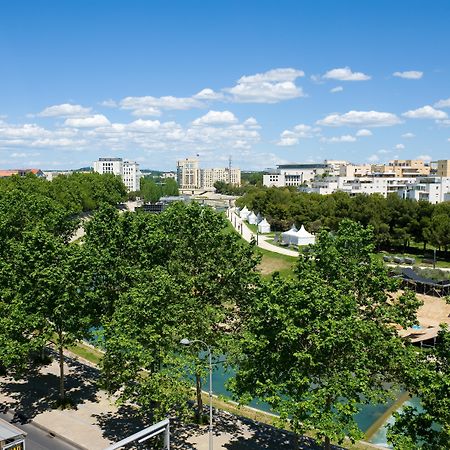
[0,352,309,450]
[226,208,299,257]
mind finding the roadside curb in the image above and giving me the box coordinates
[31,418,89,450]
[2,406,88,450]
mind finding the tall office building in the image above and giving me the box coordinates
[93,157,141,191]
[176,158,201,190]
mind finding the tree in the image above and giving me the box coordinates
[140,177,162,202]
[98,202,260,421]
[11,229,92,404]
[231,220,421,449]
[387,326,450,449]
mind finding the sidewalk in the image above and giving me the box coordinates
[0,353,308,450]
[227,208,299,257]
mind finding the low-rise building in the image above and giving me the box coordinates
[263,163,329,187]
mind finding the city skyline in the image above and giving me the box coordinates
[1,0,450,170]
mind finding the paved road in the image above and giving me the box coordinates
[1,410,80,450]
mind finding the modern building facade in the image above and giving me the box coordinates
[93,157,141,191]
[176,157,241,193]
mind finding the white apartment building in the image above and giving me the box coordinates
[263,163,329,187]
[401,177,450,204]
[93,157,141,192]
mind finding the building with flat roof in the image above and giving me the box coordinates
[93,157,141,191]
[176,157,241,193]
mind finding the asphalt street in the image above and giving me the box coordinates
[1,410,81,450]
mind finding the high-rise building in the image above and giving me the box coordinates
[176,158,201,190]
[176,157,241,192]
[93,157,141,191]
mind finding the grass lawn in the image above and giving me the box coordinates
[257,247,297,279]
[67,341,103,365]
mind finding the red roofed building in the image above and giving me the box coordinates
[0,168,44,178]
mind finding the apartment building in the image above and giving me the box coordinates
[93,157,141,191]
[176,157,241,193]
[263,163,329,187]
[437,160,450,177]
[401,177,450,204]
[371,159,431,178]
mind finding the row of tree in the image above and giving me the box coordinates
[136,176,179,202]
[0,172,127,214]
[237,187,450,253]
[0,177,448,448]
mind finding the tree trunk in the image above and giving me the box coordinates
[195,373,203,422]
[323,436,331,450]
[58,332,65,402]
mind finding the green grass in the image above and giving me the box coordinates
[257,247,297,279]
[67,341,104,365]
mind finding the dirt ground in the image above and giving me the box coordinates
[415,293,450,327]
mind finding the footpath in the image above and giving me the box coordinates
[0,352,312,450]
[226,208,299,257]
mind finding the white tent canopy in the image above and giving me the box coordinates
[281,224,315,246]
[258,218,271,233]
[240,206,249,220]
[296,225,315,245]
[247,211,257,225]
[281,225,298,244]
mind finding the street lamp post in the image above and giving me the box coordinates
[180,338,213,450]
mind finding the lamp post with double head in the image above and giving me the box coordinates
[180,338,213,450]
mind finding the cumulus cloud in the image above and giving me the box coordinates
[416,154,432,162]
[38,103,92,117]
[402,105,448,119]
[356,129,372,137]
[225,68,305,103]
[120,95,203,116]
[393,71,423,79]
[238,68,305,84]
[320,135,356,143]
[330,86,343,93]
[276,124,320,146]
[100,99,118,108]
[322,67,371,81]
[368,154,379,162]
[64,114,111,128]
[402,132,415,138]
[395,144,405,150]
[193,88,224,101]
[192,110,238,126]
[317,110,401,127]
[434,98,450,109]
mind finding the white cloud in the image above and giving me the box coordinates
[395,144,405,150]
[243,117,261,128]
[368,154,379,162]
[317,110,401,127]
[356,129,372,137]
[323,66,371,81]
[30,138,87,147]
[437,119,450,127]
[120,95,203,115]
[100,99,118,108]
[321,135,356,143]
[393,71,423,80]
[434,98,450,109]
[193,88,224,101]
[64,114,111,128]
[276,124,320,146]
[192,110,238,126]
[416,154,432,162]
[38,103,92,117]
[237,68,304,84]
[378,149,390,154]
[402,105,448,119]
[330,86,343,93]
[402,132,415,138]
[225,68,305,103]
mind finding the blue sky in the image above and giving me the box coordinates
[1,0,449,170]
